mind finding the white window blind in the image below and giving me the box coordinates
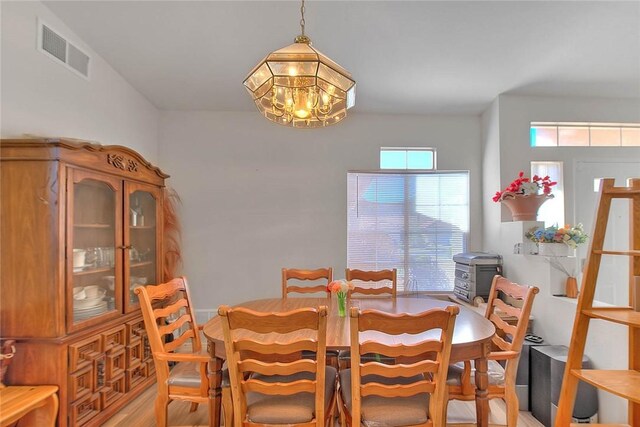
[347,171,469,292]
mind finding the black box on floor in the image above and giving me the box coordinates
[515,339,546,411]
[530,345,598,426]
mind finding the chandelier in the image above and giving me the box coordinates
[243,0,356,128]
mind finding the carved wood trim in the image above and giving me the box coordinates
[107,154,139,173]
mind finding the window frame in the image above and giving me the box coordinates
[379,147,437,171]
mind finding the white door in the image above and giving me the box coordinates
[575,161,639,306]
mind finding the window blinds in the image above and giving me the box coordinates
[347,171,469,292]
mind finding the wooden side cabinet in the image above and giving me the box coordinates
[1,138,169,426]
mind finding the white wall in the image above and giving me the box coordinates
[497,94,640,224]
[481,98,500,251]
[0,1,159,163]
[482,94,640,422]
[158,111,481,308]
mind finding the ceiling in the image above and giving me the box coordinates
[44,1,640,115]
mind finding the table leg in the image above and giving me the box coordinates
[207,340,223,427]
[474,354,490,427]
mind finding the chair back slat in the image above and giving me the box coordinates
[361,380,435,398]
[489,314,518,340]
[235,339,317,355]
[164,329,195,353]
[228,309,321,334]
[349,305,458,426]
[153,299,188,318]
[219,305,331,427]
[492,298,522,318]
[361,359,439,377]
[157,313,191,337]
[491,334,511,352]
[282,268,332,299]
[346,268,397,297]
[239,359,316,376]
[243,379,317,395]
[360,340,442,358]
[358,308,452,334]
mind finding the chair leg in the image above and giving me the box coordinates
[222,387,233,427]
[189,402,199,412]
[505,390,519,427]
[440,392,450,427]
[154,394,169,427]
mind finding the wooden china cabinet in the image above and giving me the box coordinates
[0,138,169,426]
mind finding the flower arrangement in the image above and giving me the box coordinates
[493,171,557,202]
[327,280,354,317]
[526,224,589,249]
[327,279,354,294]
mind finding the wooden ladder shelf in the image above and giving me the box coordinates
[555,178,640,427]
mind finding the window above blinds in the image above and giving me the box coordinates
[347,171,469,292]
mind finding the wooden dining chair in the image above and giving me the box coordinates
[282,267,333,298]
[339,305,459,427]
[219,305,338,427]
[345,268,397,297]
[445,275,539,427]
[135,277,232,427]
[339,268,398,370]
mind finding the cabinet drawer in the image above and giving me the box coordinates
[126,338,143,369]
[125,365,146,392]
[125,319,146,344]
[145,360,156,377]
[106,346,126,379]
[69,335,103,372]
[70,392,100,426]
[69,364,93,402]
[102,325,126,353]
[101,373,126,409]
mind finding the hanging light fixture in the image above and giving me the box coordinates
[243,0,356,128]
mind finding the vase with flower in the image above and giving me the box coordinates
[493,172,556,221]
[526,224,589,297]
[327,279,354,317]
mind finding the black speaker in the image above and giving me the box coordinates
[515,340,546,410]
[531,345,598,426]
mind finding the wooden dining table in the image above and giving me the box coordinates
[202,296,496,427]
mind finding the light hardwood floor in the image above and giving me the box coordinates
[104,384,544,427]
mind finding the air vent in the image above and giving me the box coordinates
[42,25,66,62]
[37,20,90,79]
[67,43,90,77]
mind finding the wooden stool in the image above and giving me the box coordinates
[0,385,59,427]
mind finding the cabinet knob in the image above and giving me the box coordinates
[118,245,132,250]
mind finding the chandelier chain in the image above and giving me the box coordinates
[300,0,306,36]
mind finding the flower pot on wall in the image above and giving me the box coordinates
[501,193,551,221]
[538,242,573,257]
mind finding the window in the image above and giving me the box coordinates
[347,171,469,293]
[530,122,640,147]
[380,148,436,170]
[531,161,564,227]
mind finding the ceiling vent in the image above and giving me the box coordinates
[38,20,90,79]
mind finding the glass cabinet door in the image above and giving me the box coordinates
[67,169,122,331]
[125,183,161,312]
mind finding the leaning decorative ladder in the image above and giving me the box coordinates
[555,178,640,427]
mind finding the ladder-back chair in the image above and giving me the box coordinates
[339,305,459,427]
[446,275,539,426]
[219,305,337,427]
[135,277,230,427]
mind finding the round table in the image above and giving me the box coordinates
[202,296,496,427]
